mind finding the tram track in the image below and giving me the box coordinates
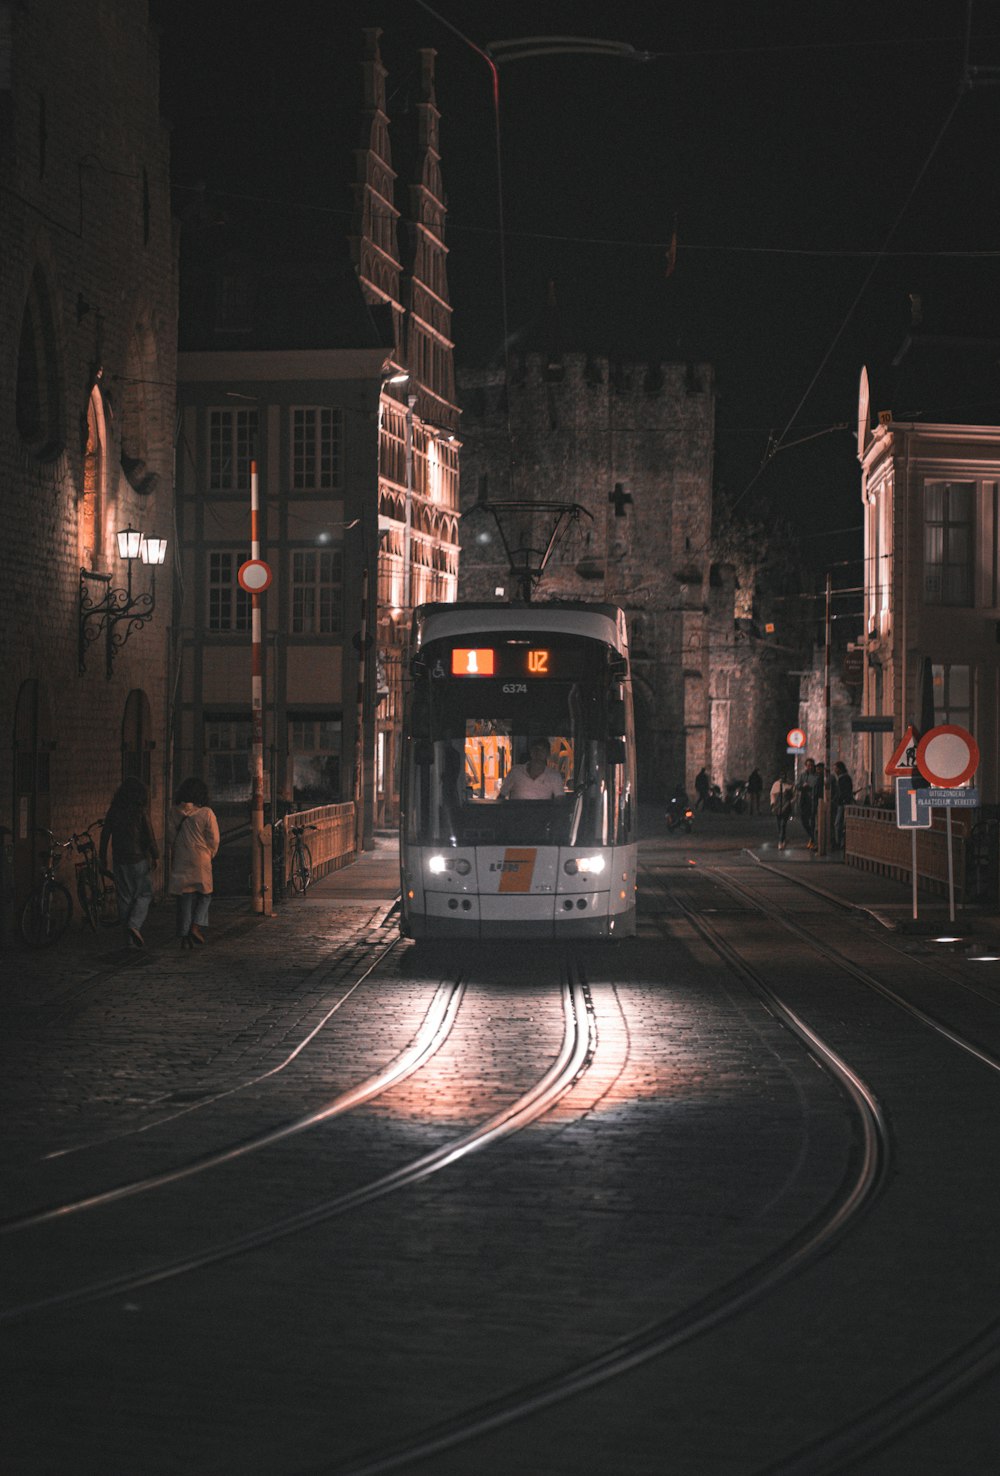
[321,885,891,1476]
[0,950,452,1236]
[0,963,594,1323]
[39,934,404,1163]
[703,863,1000,1075]
[656,859,1000,1474]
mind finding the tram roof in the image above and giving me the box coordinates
[412,600,629,652]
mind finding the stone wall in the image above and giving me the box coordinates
[458,352,718,800]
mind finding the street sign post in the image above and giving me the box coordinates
[915,725,980,788]
[895,777,933,829]
[916,787,980,810]
[895,775,932,922]
[914,724,980,923]
[884,725,918,778]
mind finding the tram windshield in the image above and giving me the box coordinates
[403,632,633,848]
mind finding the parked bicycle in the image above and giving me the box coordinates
[73,821,119,931]
[20,829,75,947]
[288,822,317,894]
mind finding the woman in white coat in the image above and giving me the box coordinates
[169,776,220,947]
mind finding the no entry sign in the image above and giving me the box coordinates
[915,725,979,788]
[238,558,272,594]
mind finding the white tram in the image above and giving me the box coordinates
[399,601,637,940]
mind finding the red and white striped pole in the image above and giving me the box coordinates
[250,457,266,913]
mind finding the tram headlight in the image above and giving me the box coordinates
[428,855,471,876]
[564,855,606,876]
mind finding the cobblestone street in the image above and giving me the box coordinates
[3,816,1000,1475]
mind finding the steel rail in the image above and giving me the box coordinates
[41,933,403,1162]
[322,897,888,1476]
[707,864,1000,1077]
[744,847,1000,1009]
[1,968,593,1322]
[1,957,453,1235]
[690,861,1000,1472]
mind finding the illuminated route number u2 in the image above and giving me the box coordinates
[527,649,549,674]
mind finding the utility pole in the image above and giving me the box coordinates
[821,571,832,854]
[249,458,268,914]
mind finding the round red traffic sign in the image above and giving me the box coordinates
[238,558,272,593]
[915,724,979,788]
[786,728,806,750]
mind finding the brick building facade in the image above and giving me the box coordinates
[1,0,177,912]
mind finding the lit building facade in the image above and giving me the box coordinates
[1,0,176,911]
[856,363,1000,803]
[350,32,461,827]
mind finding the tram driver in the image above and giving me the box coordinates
[498,737,566,801]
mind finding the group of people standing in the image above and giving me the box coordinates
[769,758,854,853]
[98,776,220,950]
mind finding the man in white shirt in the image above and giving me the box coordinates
[499,738,566,800]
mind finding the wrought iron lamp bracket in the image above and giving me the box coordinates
[78,562,158,679]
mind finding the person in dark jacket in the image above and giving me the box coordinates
[100,776,159,948]
[831,761,854,850]
[694,768,710,810]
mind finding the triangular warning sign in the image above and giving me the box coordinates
[884,725,917,778]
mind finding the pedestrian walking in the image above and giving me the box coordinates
[694,767,710,810]
[99,776,159,949]
[169,776,220,948]
[747,768,763,815]
[769,772,795,851]
[832,761,854,850]
[798,757,819,850]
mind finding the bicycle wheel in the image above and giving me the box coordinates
[77,871,100,931]
[21,881,73,947]
[290,842,312,893]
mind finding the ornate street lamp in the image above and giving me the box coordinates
[79,524,167,678]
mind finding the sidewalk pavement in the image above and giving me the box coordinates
[4,820,997,1003]
[691,808,1000,955]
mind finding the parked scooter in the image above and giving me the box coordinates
[666,794,695,834]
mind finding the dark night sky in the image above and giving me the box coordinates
[156,0,1000,569]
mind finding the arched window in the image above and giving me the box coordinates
[122,689,153,787]
[15,265,62,458]
[79,386,107,571]
[120,318,160,495]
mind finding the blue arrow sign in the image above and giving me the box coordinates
[895,776,933,829]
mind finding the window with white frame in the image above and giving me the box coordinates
[209,408,258,490]
[207,551,251,631]
[291,549,343,634]
[924,481,973,606]
[204,717,251,802]
[291,407,341,490]
[932,663,972,730]
[290,716,342,804]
